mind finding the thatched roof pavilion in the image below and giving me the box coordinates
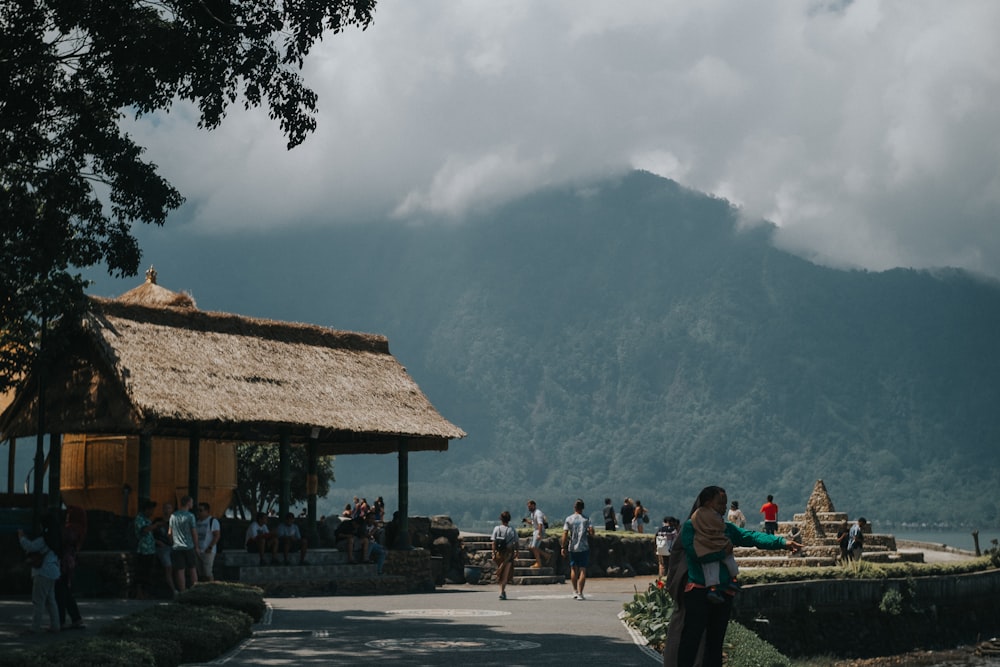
[1,283,464,450]
[0,268,464,541]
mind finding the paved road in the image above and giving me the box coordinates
[0,578,661,665]
[193,577,662,666]
[0,545,975,665]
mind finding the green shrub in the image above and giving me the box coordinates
[0,585,262,667]
[621,579,673,651]
[986,539,1000,568]
[738,556,994,585]
[724,621,791,667]
[176,581,267,622]
[879,588,904,615]
[100,603,253,663]
[0,638,157,667]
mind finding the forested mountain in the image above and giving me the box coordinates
[91,171,1000,528]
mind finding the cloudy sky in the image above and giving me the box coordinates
[131,1,1000,279]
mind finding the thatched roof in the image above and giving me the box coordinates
[116,265,198,309]
[0,281,465,454]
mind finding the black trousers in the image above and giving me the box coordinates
[55,574,81,625]
[677,587,732,667]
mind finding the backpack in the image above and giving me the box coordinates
[542,514,549,529]
[642,512,650,524]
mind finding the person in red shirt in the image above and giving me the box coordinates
[760,495,779,534]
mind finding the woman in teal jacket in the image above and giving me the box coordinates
[666,485,802,667]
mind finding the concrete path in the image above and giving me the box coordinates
[191,577,662,666]
[0,577,662,665]
[0,544,977,665]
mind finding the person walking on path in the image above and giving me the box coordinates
[655,516,679,577]
[525,500,551,568]
[168,495,200,594]
[491,511,519,600]
[195,502,221,581]
[153,502,175,596]
[633,500,649,533]
[56,505,87,630]
[759,495,779,535]
[133,500,161,599]
[602,498,617,531]
[727,501,746,528]
[620,498,635,532]
[847,517,867,560]
[561,498,595,600]
[664,485,801,667]
[836,521,850,562]
[17,518,61,634]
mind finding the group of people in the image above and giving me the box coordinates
[17,505,88,634]
[133,497,316,599]
[244,510,310,566]
[332,507,387,574]
[483,489,817,666]
[340,495,385,524]
[133,496,224,599]
[663,486,804,667]
[492,498,595,601]
[602,497,651,533]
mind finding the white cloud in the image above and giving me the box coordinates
[131,0,1000,278]
[393,147,556,219]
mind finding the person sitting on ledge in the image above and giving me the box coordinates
[245,512,278,566]
[334,516,369,564]
[365,513,386,575]
[276,512,309,565]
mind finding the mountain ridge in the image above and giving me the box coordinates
[86,170,1000,528]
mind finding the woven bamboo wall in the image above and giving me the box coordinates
[61,434,237,517]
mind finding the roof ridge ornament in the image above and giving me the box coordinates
[145,265,157,284]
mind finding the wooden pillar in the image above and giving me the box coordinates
[32,433,45,522]
[7,436,15,494]
[47,432,61,514]
[188,427,200,505]
[33,316,48,525]
[138,432,153,503]
[395,441,410,549]
[279,432,291,519]
[306,436,319,545]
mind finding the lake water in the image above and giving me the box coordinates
[891,528,999,553]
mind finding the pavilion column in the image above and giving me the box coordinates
[306,436,319,545]
[32,434,45,521]
[395,441,410,549]
[138,432,153,503]
[279,432,291,519]
[34,324,48,528]
[7,436,15,494]
[47,432,62,515]
[188,427,200,505]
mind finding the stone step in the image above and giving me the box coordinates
[255,575,410,597]
[793,512,849,522]
[510,574,565,585]
[234,561,378,583]
[221,548,355,568]
[512,566,557,576]
[739,556,839,568]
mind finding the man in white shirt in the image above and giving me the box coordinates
[525,499,552,569]
[561,499,595,600]
[245,512,278,566]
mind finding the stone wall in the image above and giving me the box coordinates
[732,569,1000,658]
[456,530,661,584]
